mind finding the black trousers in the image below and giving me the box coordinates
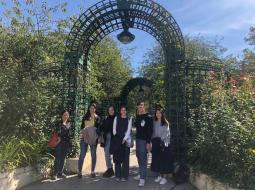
[114,146,130,179]
[53,142,69,175]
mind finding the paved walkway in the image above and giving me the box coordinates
[21,147,196,190]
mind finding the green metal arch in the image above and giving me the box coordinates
[119,77,153,105]
[63,0,187,161]
[65,0,185,59]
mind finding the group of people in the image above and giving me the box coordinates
[52,101,173,187]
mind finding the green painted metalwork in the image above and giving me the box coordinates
[119,77,152,106]
[62,0,198,161]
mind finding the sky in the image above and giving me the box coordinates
[1,0,255,73]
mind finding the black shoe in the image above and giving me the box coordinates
[103,168,114,178]
[51,175,57,180]
[58,173,67,178]
[100,143,105,147]
[78,173,82,179]
[103,169,110,177]
[90,173,96,178]
[109,168,114,176]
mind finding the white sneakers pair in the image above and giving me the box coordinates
[133,175,145,187]
[133,175,168,186]
[154,176,168,185]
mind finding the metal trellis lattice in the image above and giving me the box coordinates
[62,0,220,161]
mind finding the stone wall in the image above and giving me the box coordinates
[190,171,240,190]
[0,165,49,190]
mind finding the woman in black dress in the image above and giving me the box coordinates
[151,108,173,185]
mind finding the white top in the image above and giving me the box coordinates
[113,116,132,142]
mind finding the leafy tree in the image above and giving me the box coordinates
[87,38,132,104]
[0,0,70,171]
[0,0,69,139]
[138,35,227,109]
[188,77,255,189]
[184,35,227,60]
[0,0,132,170]
[243,26,255,74]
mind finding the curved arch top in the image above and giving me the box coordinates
[65,0,185,60]
[120,77,152,104]
[63,0,187,161]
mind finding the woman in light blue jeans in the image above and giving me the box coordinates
[78,103,101,178]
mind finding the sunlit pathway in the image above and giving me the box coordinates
[21,147,196,190]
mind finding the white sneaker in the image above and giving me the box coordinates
[138,179,145,187]
[159,178,167,185]
[116,177,121,182]
[133,174,140,180]
[154,176,162,183]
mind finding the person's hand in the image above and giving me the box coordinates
[57,137,61,143]
[122,139,126,144]
[146,143,152,152]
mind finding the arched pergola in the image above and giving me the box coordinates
[62,0,186,160]
[119,77,152,106]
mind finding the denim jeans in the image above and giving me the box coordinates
[78,140,97,173]
[104,133,113,169]
[136,139,147,180]
[115,147,130,179]
[53,142,69,175]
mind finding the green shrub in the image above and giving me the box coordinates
[188,77,255,189]
[0,137,53,173]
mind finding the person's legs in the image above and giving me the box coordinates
[104,133,113,169]
[78,140,88,175]
[122,147,130,179]
[115,163,121,180]
[53,143,62,177]
[136,139,147,186]
[136,139,147,180]
[151,138,162,182]
[103,133,114,177]
[135,139,141,179]
[90,144,97,174]
[159,146,172,185]
[151,138,161,173]
[58,143,69,176]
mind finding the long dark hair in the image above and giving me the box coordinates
[84,103,97,120]
[60,110,70,123]
[119,105,127,117]
[154,108,169,127]
[107,105,115,116]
